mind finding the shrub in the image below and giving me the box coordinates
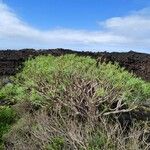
[6,54,149,106]
[0,106,16,148]
[0,54,150,149]
[46,137,65,150]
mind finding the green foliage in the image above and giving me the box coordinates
[88,131,108,150]
[46,137,65,150]
[0,54,150,149]
[7,54,149,105]
[0,83,15,100]
[0,106,16,148]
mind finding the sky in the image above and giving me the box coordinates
[0,0,150,53]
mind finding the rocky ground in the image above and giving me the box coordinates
[0,49,149,81]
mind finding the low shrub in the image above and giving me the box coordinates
[0,106,16,148]
[0,54,150,149]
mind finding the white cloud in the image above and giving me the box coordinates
[0,2,150,53]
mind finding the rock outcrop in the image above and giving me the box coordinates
[0,49,149,81]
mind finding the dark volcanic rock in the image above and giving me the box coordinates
[0,49,149,81]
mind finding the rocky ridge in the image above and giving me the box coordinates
[0,49,149,81]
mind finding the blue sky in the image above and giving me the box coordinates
[0,0,150,53]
